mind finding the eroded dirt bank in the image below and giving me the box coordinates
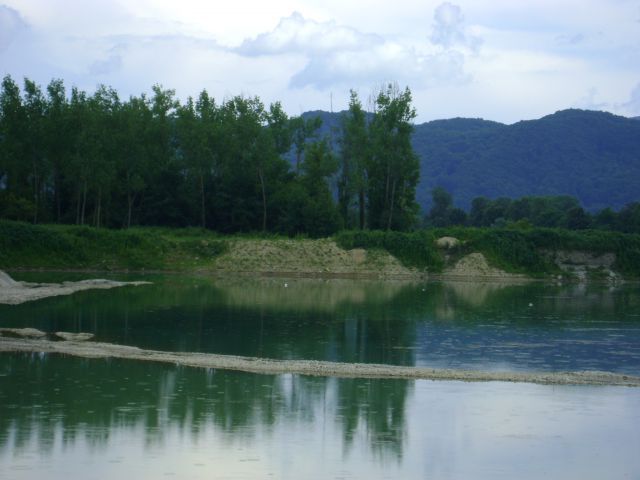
[1,335,638,387]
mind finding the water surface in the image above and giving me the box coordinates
[2,274,640,374]
[1,354,639,480]
[1,275,640,479]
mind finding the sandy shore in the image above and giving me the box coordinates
[0,270,151,305]
[1,335,638,387]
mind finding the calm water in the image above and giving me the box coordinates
[1,275,640,479]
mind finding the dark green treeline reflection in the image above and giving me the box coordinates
[2,275,640,373]
[0,354,411,460]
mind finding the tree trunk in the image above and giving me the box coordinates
[75,186,81,225]
[200,172,206,228]
[383,161,391,227]
[95,186,102,228]
[359,188,366,230]
[126,192,134,229]
[54,169,61,223]
[386,179,397,231]
[258,168,267,232]
[32,161,39,224]
[80,180,87,225]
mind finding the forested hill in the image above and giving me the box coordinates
[304,109,640,212]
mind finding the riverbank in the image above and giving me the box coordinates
[1,220,638,281]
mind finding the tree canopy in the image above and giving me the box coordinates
[0,76,421,235]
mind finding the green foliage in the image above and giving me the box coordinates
[0,220,228,270]
[338,90,369,229]
[426,186,468,227]
[334,230,443,270]
[366,84,420,230]
[432,226,640,277]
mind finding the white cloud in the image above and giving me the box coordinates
[0,4,27,51]
[573,87,608,111]
[89,54,123,76]
[235,8,477,90]
[431,2,481,52]
[621,83,640,116]
[238,12,381,56]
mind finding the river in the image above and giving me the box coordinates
[1,274,639,479]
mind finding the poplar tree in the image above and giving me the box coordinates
[339,90,369,229]
[367,83,419,230]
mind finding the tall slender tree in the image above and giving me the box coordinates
[367,83,419,230]
[23,79,48,223]
[339,90,369,229]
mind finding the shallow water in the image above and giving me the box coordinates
[2,274,640,374]
[1,354,639,480]
[1,275,640,478]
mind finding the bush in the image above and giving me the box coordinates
[334,230,443,270]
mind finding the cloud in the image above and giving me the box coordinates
[0,4,27,52]
[237,12,382,56]
[573,87,608,110]
[235,9,477,90]
[621,83,640,116]
[290,47,468,89]
[89,54,123,75]
[431,2,481,52]
[555,33,586,46]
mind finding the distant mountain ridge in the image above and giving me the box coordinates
[302,109,640,212]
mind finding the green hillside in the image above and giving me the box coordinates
[304,109,640,212]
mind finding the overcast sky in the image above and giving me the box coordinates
[1,0,639,123]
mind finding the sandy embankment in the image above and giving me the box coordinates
[211,237,528,282]
[0,270,150,305]
[1,332,638,387]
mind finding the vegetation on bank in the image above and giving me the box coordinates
[1,220,638,278]
[0,220,228,270]
[431,227,640,277]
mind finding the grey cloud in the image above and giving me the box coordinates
[555,33,586,46]
[290,47,468,90]
[431,2,481,52]
[89,54,123,75]
[0,4,28,52]
[236,12,383,56]
[235,10,475,90]
[622,83,640,115]
[574,87,608,110]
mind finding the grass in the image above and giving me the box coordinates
[0,220,228,271]
[1,220,639,278]
[431,227,640,277]
[334,230,443,271]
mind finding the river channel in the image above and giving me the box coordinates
[1,274,639,479]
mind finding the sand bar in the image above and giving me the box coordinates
[1,335,639,387]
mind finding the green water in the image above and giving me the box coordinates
[1,275,640,479]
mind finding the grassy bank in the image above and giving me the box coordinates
[336,227,640,278]
[440,227,640,277]
[0,220,228,271]
[1,220,639,278]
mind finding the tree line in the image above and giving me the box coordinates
[0,76,420,235]
[425,187,640,233]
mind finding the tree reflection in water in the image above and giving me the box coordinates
[0,353,412,460]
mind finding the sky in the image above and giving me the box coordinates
[1,0,639,123]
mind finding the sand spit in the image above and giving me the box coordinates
[0,270,151,305]
[1,335,639,387]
